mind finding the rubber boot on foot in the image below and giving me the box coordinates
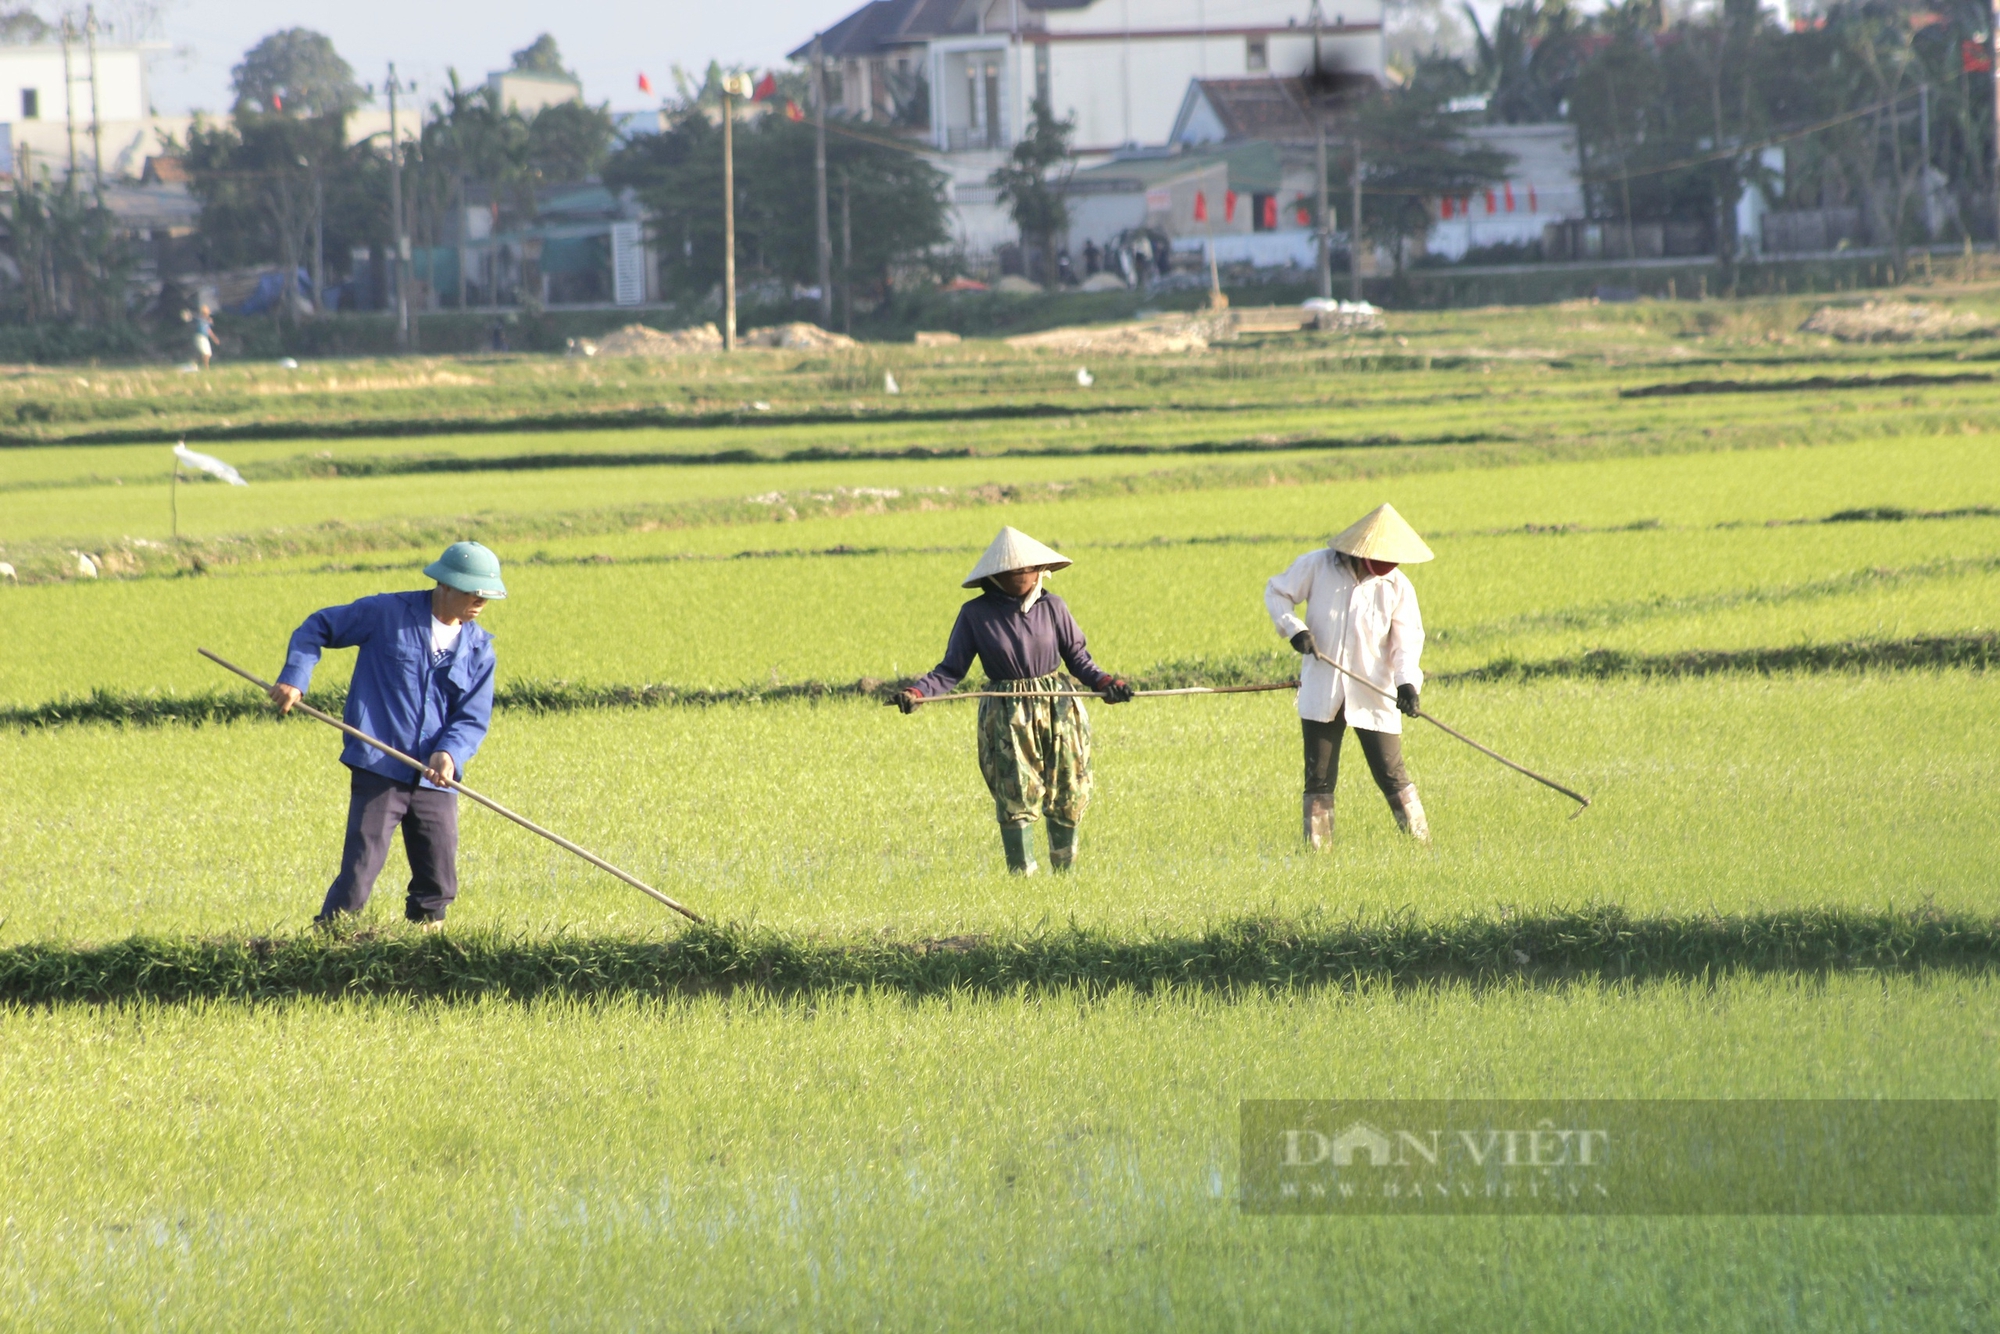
[1000,823,1040,875]
[1046,820,1078,871]
[1389,785,1431,844]
[1303,792,1334,850]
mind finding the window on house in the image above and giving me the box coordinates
[1245,38,1268,72]
[1034,44,1050,107]
[20,88,37,119]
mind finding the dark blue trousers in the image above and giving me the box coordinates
[318,766,459,923]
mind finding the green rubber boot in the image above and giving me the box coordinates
[1000,823,1039,875]
[1046,820,1078,871]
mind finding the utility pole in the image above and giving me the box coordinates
[813,35,833,331]
[388,64,409,348]
[721,73,750,351]
[85,6,102,191]
[1918,81,1933,240]
[313,171,325,316]
[1309,0,1331,299]
[1350,146,1364,301]
[61,16,77,181]
[1991,9,1999,260]
[841,172,852,336]
[1315,119,1332,300]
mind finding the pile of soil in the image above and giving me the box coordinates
[595,323,724,355]
[1799,301,1987,343]
[593,321,857,355]
[1005,314,1226,356]
[738,322,858,350]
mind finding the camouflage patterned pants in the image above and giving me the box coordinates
[977,673,1092,827]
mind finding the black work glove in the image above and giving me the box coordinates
[1396,684,1421,717]
[1102,678,1134,704]
[1290,629,1316,655]
[895,689,923,715]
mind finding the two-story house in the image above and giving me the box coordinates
[796,0,1383,257]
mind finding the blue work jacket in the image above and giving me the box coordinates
[278,590,497,788]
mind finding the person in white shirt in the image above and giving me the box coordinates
[1264,503,1434,848]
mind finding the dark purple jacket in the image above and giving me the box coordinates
[910,589,1115,697]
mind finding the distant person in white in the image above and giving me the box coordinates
[1264,503,1433,848]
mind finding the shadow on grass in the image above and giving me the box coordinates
[4,634,1990,731]
[3,907,1994,1005]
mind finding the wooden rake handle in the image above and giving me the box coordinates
[199,648,705,922]
[1308,647,1592,817]
[898,681,1301,703]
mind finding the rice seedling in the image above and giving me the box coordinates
[0,976,1991,1329]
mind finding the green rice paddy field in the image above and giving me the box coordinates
[1,293,1996,1328]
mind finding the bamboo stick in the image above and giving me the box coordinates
[896,681,1300,703]
[199,649,704,922]
[1307,647,1592,816]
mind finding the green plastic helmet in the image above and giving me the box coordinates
[424,541,507,598]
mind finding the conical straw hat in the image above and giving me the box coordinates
[1331,503,1434,563]
[963,526,1072,587]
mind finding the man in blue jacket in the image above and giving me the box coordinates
[269,542,505,926]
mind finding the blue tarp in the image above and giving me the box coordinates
[235,269,313,316]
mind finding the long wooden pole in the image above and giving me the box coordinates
[901,681,1298,703]
[1307,647,1591,816]
[199,649,704,922]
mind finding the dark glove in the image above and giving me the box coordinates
[1396,684,1421,717]
[895,689,923,715]
[1102,678,1134,704]
[1290,629,1316,655]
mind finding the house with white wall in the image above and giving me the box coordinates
[0,40,182,181]
[795,0,1383,261]
[1421,123,1584,262]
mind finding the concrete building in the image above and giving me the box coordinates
[0,39,183,182]
[796,0,1383,262]
[486,69,582,116]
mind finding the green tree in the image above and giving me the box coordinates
[4,172,133,324]
[0,7,52,42]
[528,100,616,183]
[988,99,1073,286]
[1349,78,1513,273]
[605,105,948,310]
[230,28,364,118]
[511,34,573,79]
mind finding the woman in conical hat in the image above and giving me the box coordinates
[1263,503,1433,848]
[896,526,1134,874]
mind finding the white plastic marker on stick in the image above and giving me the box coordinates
[1307,646,1592,818]
[173,442,248,485]
[199,648,705,923]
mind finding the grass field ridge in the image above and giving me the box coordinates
[5,634,1989,730]
[3,907,1990,1003]
[1435,552,2000,645]
[8,425,1991,583]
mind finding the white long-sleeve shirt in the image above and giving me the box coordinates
[1264,548,1425,733]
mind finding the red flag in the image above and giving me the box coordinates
[1964,40,1992,74]
[1441,197,1454,220]
[1484,190,1497,214]
[1225,189,1237,222]
[1296,203,1311,225]
[1193,190,1208,222]
[1503,182,1515,212]
[1261,196,1276,230]
[270,91,283,111]
[638,72,653,94]
[785,98,805,122]
[752,71,777,101]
